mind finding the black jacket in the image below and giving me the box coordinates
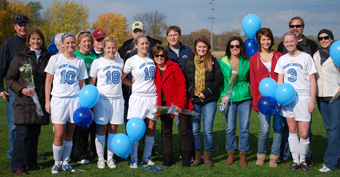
[181,54,222,104]
[277,35,318,56]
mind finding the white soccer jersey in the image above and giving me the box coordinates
[123,55,157,95]
[274,52,317,91]
[45,54,88,97]
[89,57,124,97]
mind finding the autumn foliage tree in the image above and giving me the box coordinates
[134,11,167,40]
[92,12,129,47]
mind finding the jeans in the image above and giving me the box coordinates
[6,88,15,159]
[191,101,217,152]
[279,119,290,161]
[257,112,282,155]
[225,99,252,152]
[317,98,340,170]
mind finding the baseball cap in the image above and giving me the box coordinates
[14,15,29,24]
[92,29,107,39]
[132,21,144,31]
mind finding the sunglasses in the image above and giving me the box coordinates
[289,25,303,28]
[154,54,165,57]
[318,36,330,41]
[230,45,240,49]
[96,37,104,42]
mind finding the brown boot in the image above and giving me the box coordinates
[191,150,201,167]
[269,154,279,168]
[225,150,235,166]
[204,151,213,167]
[239,152,248,167]
[255,153,266,166]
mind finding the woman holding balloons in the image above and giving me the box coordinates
[45,33,88,174]
[121,35,157,168]
[219,36,252,167]
[274,32,317,172]
[313,29,340,172]
[249,28,283,167]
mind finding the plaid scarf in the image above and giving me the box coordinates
[194,55,205,102]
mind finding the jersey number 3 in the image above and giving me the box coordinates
[287,68,297,82]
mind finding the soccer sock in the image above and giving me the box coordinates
[61,141,73,165]
[143,135,155,160]
[95,134,105,161]
[107,133,116,160]
[131,141,139,162]
[288,133,299,164]
[53,144,63,166]
[299,138,310,163]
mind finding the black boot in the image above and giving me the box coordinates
[182,151,191,167]
[163,153,173,167]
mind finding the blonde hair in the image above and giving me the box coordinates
[103,37,117,48]
[75,31,94,50]
[127,34,149,54]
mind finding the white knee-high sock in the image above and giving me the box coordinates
[62,141,73,165]
[95,134,105,161]
[143,135,155,160]
[299,138,309,163]
[288,133,299,164]
[131,141,139,162]
[53,144,63,166]
[107,133,116,160]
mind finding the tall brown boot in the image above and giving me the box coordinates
[191,150,201,167]
[239,152,248,167]
[269,154,279,168]
[225,150,235,166]
[204,151,213,167]
[255,153,266,166]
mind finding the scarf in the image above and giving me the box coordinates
[319,47,330,66]
[194,55,205,102]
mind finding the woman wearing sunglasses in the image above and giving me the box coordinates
[313,29,340,173]
[220,36,252,167]
[249,28,283,167]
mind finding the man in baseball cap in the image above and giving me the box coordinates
[91,29,107,57]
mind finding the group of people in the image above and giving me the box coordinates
[0,14,339,176]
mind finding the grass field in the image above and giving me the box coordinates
[0,99,339,177]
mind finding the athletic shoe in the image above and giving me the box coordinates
[300,162,310,171]
[319,164,332,172]
[78,159,90,164]
[130,160,138,169]
[289,162,300,171]
[51,165,61,174]
[97,159,106,169]
[107,159,116,169]
[62,164,76,172]
[142,157,155,166]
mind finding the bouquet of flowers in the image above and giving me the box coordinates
[220,70,238,113]
[153,105,200,116]
[19,60,44,116]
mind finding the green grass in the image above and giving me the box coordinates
[0,100,339,177]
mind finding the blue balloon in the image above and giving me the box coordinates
[126,117,146,142]
[111,133,132,159]
[73,107,93,127]
[244,38,258,58]
[242,14,261,39]
[275,83,296,105]
[330,41,340,66]
[258,96,280,116]
[79,85,99,108]
[259,78,278,98]
[47,44,58,54]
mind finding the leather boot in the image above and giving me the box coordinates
[239,152,248,167]
[269,154,279,168]
[203,151,213,167]
[191,150,201,167]
[181,151,191,167]
[255,153,266,166]
[162,153,173,167]
[225,150,235,166]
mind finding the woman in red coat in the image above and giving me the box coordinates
[151,44,193,167]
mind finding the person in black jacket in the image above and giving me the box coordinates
[181,36,222,167]
[6,29,52,175]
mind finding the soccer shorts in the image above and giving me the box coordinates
[51,96,80,124]
[127,93,157,121]
[93,96,124,125]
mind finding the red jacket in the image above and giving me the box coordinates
[155,60,194,115]
[249,50,283,111]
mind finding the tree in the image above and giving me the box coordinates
[216,29,241,51]
[42,0,90,43]
[92,12,130,47]
[133,11,167,40]
[27,1,43,27]
[181,29,211,49]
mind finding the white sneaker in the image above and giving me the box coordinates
[78,159,90,164]
[130,160,138,169]
[319,164,332,172]
[51,165,60,174]
[62,164,76,172]
[107,159,116,169]
[142,157,155,166]
[97,159,106,169]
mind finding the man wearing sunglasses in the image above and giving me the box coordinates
[92,29,107,57]
[277,16,318,167]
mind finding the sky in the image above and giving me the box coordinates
[37,0,340,39]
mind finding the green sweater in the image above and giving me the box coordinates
[74,50,98,84]
[218,56,252,102]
